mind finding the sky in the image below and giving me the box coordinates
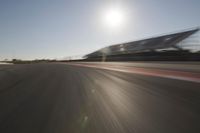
[0,0,200,60]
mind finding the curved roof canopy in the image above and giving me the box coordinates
[86,28,199,58]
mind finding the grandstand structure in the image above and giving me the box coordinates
[85,28,200,61]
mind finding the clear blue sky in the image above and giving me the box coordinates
[0,0,200,60]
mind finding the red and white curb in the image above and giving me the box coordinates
[69,63,200,83]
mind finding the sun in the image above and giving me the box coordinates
[102,6,126,30]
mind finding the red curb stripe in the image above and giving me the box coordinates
[69,63,200,83]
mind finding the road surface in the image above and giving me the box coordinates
[0,62,200,133]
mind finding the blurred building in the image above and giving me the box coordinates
[85,28,200,61]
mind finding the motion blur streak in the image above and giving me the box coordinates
[0,63,200,133]
[70,62,200,83]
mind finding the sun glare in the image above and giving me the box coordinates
[102,6,126,30]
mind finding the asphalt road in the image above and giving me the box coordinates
[0,63,200,133]
[77,61,200,72]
